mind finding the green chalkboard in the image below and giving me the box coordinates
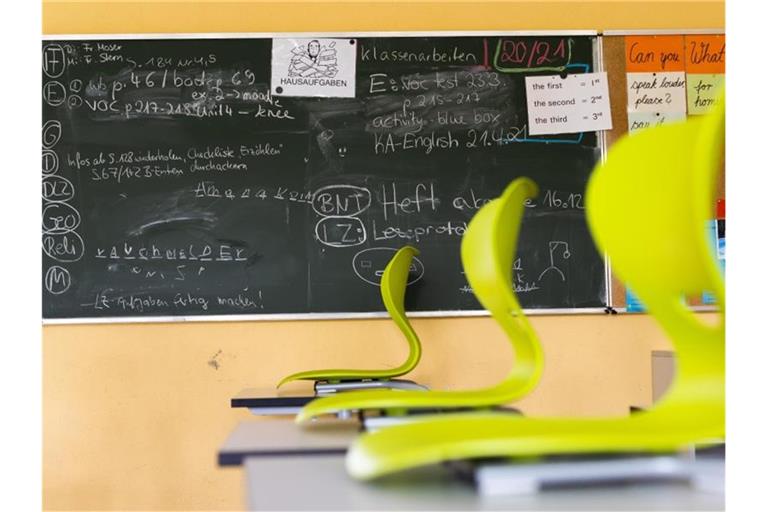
[41,34,606,320]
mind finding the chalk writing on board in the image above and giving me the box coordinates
[312,185,371,216]
[43,232,85,264]
[43,81,67,107]
[42,175,76,203]
[81,289,265,313]
[538,241,572,282]
[360,43,478,65]
[119,263,206,282]
[494,37,573,72]
[539,189,584,210]
[316,217,367,248]
[42,149,59,175]
[42,75,84,297]
[43,44,67,78]
[371,220,468,244]
[45,266,72,295]
[352,247,426,286]
[93,243,249,262]
[379,183,439,221]
[459,252,544,295]
[42,120,62,148]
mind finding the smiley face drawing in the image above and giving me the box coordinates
[352,247,425,286]
[288,39,339,79]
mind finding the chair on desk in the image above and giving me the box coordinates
[344,96,726,480]
[296,178,545,423]
[277,246,426,393]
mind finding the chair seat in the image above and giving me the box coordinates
[347,407,723,479]
[296,370,536,422]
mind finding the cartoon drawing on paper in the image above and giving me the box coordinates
[272,37,356,97]
[288,40,339,79]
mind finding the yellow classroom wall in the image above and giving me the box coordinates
[45,315,685,511]
[42,1,724,511]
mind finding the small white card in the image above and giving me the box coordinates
[525,72,612,135]
[628,111,687,134]
[271,38,357,98]
[626,71,687,113]
[686,74,725,115]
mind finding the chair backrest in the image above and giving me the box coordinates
[380,246,422,376]
[339,102,726,480]
[294,178,545,419]
[586,95,725,420]
[277,246,422,387]
[461,177,545,400]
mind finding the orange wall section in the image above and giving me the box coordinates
[43,1,724,34]
[44,314,681,511]
[42,1,724,511]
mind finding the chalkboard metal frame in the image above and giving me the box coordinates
[595,35,613,311]
[44,307,613,325]
[42,30,614,324]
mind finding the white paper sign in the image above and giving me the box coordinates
[626,71,687,113]
[628,111,687,134]
[686,74,725,115]
[271,38,357,98]
[525,72,612,135]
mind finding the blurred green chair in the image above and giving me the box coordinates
[277,245,424,389]
[297,178,544,422]
[345,96,726,480]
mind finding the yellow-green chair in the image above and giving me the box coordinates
[345,96,725,479]
[296,178,544,422]
[277,246,423,388]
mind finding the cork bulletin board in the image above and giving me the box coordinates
[601,31,725,310]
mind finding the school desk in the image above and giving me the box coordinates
[218,419,723,510]
[239,453,724,511]
[217,418,359,466]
